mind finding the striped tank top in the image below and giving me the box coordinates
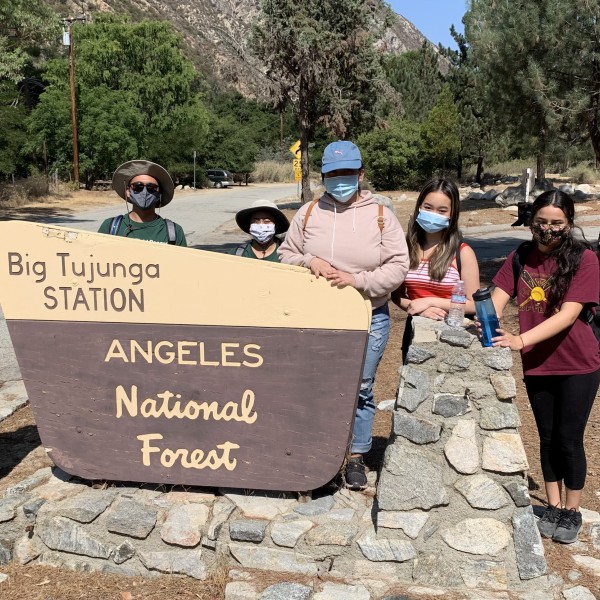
[404,243,466,300]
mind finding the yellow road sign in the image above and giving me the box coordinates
[294,169,302,182]
[292,158,301,169]
[289,140,301,157]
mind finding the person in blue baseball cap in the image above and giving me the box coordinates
[279,140,410,490]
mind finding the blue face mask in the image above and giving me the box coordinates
[324,175,359,203]
[416,209,450,233]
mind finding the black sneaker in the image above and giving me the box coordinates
[553,508,583,544]
[345,456,368,490]
[537,504,563,538]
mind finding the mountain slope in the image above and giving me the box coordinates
[64,0,429,96]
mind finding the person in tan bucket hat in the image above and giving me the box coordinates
[98,160,187,246]
[230,199,289,261]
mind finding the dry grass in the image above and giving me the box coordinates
[251,161,294,183]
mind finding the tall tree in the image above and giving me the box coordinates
[464,0,596,179]
[443,26,492,181]
[421,84,460,174]
[0,0,59,83]
[27,16,210,186]
[384,43,444,122]
[251,0,392,202]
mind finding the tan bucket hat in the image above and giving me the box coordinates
[112,160,175,207]
[235,199,290,235]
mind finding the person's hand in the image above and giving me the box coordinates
[326,269,356,289]
[492,328,525,350]
[474,315,482,339]
[419,306,447,321]
[309,257,336,279]
[406,297,433,316]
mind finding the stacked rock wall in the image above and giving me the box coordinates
[376,316,548,591]
[0,316,561,598]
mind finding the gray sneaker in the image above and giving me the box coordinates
[537,504,562,538]
[553,508,583,544]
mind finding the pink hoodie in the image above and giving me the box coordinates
[279,191,409,308]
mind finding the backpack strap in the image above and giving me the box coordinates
[302,199,320,233]
[109,215,123,235]
[164,218,176,245]
[235,242,251,256]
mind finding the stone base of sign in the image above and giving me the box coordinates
[2,317,598,598]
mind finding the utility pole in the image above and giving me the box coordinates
[63,16,86,185]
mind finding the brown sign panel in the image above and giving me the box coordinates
[0,222,371,491]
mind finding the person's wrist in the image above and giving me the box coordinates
[519,335,525,349]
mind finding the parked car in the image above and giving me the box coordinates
[206,169,234,188]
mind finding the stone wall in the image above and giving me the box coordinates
[0,317,569,599]
[376,316,548,592]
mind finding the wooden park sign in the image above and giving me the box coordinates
[0,222,371,491]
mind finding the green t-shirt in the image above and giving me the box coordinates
[98,214,187,246]
[229,240,281,262]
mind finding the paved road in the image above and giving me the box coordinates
[46,183,299,249]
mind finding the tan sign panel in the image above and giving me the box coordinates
[0,222,371,491]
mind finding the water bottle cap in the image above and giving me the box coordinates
[473,287,492,301]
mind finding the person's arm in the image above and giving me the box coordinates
[493,301,583,350]
[278,206,315,268]
[493,249,599,350]
[406,245,480,315]
[176,224,187,247]
[98,218,111,234]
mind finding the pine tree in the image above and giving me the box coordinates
[251,0,393,202]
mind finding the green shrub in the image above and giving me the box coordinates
[563,163,599,184]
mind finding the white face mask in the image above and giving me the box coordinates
[249,223,276,244]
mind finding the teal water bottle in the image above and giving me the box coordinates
[473,287,500,347]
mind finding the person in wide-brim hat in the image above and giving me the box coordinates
[230,199,289,261]
[235,199,289,235]
[112,160,175,207]
[97,159,186,246]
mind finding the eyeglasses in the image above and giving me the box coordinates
[129,182,160,193]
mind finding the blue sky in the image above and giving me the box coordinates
[387,1,467,49]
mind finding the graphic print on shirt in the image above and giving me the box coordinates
[518,268,552,313]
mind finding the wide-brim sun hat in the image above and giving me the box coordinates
[112,160,175,207]
[235,199,290,235]
[321,141,362,174]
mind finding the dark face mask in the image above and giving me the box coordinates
[531,223,568,246]
[128,187,160,210]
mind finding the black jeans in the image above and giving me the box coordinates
[525,369,600,491]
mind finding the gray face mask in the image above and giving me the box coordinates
[128,187,160,210]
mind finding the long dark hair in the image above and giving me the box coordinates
[407,178,462,281]
[530,190,591,310]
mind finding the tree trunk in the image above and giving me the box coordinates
[588,65,600,168]
[536,127,546,181]
[456,153,463,181]
[298,74,313,204]
[476,154,484,184]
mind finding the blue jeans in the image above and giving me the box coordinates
[351,303,391,454]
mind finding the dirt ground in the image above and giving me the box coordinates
[1,184,600,599]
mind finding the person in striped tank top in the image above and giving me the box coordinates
[392,178,480,358]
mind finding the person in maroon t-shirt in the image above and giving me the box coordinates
[490,190,600,545]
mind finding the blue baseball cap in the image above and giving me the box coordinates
[321,141,362,174]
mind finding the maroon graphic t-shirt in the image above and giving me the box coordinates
[493,246,600,376]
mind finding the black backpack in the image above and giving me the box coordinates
[511,241,600,343]
[109,215,177,245]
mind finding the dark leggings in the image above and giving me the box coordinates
[525,369,600,490]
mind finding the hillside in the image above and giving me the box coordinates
[58,0,428,96]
